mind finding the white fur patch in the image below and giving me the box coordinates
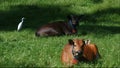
[85,40,90,45]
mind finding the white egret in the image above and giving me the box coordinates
[17,17,25,31]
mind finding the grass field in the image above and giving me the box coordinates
[0,0,120,67]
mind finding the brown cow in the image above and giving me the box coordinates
[35,15,83,36]
[61,39,100,66]
[61,39,85,66]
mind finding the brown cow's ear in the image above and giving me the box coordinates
[82,40,85,46]
[68,39,74,45]
[85,40,90,45]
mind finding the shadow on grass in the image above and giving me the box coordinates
[78,25,120,35]
[0,5,72,31]
[81,8,120,23]
[77,7,120,35]
[0,4,120,35]
[91,0,103,3]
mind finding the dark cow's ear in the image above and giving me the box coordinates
[68,39,74,45]
[78,14,84,20]
[67,15,72,20]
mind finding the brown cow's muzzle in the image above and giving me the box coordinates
[72,50,83,60]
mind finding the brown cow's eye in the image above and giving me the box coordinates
[74,45,76,47]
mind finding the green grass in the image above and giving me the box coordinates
[0,0,120,67]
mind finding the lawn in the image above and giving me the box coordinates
[0,0,120,67]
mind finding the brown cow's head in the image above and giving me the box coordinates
[68,39,85,59]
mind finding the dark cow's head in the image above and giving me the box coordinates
[67,15,84,33]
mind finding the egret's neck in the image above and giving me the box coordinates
[21,19,24,23]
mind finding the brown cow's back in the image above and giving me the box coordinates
[83,44,100,61]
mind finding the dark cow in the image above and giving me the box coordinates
[35,15,82,36]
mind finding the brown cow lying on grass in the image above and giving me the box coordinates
[61,39,101,66]
[35,15,83,36]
